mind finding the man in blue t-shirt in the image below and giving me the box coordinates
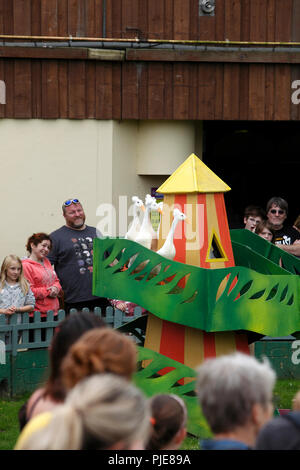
[48,198,109,313]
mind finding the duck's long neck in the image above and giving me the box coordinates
[141,205,151,229]
[164,217,179,245]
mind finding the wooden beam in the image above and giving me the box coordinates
[126,48,300,64]
[0,47,125,61]
[0,45,299,64]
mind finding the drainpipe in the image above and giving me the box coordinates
[102,0,106,39]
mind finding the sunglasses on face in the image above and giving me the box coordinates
[270,209,285,215]
[63,199,80,207]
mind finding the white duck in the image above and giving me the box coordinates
[155,201,164,238]
[125,196,145,241]
[156,208,188,261]
[135,194,158,250]
[148,199,163,250]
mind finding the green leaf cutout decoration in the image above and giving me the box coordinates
[93,237,300,337]
[134,346,212,439]
[231,229,300,275]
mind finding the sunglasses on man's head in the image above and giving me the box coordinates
[63,199,80,207]
[270,209,284,215]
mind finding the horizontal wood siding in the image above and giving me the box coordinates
[0,0,298,42]
[0,59,298,120]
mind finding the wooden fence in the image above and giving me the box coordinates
[0,307,145,397]
[0,306,298,397]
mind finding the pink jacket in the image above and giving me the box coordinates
[22,257,62,316]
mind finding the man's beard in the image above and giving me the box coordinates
[70,217,85,229]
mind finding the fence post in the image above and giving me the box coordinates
[0,340,5,365]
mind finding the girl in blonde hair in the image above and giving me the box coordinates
[0,254,35,322]
[16,374,151,450]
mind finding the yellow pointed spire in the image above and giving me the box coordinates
[157,153,231,194]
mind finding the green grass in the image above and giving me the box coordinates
[0,392,30,451]
[2,380,300,450]
[273,379,300,409]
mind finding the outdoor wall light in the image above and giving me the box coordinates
[199,0,215,16]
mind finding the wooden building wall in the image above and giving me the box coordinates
[0,0,299,43]
[0,0,299,121]
[1,59,300,121]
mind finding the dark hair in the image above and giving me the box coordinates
[26,233,52,253]
[244,205,266,220]
[44,312,106,401]
[255,220,275,243]
[266,197,288,214]
[146,394,187,450]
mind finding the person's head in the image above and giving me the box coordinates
[62,198,86,230]
[266,197,288,230]
[0,254,29,294]
[61,327,137,390]
[196,353,276,446]
[293,215,300,233]
[146,394,187,450]
[243,206,266,232]
[44,312,106,401]
[26,233,52,261]
[256,412,300,450]
[255,220,275,243]
[19,373,151,450]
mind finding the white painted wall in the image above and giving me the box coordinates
[0,119,202,261]
[137,120,200,175]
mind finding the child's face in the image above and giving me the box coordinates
[244,216,262,232]
[258,228,273,242]
[6,261,21,283]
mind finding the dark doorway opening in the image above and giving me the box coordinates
[203,121,300,229]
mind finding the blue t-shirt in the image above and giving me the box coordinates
[200,438,251,450]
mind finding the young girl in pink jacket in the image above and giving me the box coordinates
[22,233,62,317]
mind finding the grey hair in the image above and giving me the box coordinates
[20,374,151,450]
[196,352,276,434]
[266,197,288,214]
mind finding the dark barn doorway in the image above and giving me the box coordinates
[203,121,300,229]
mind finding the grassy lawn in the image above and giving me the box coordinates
[0,392,30,451]
[1,380,300,451]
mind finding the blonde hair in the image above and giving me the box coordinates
[19,374,151,450]
[0,255,29,295]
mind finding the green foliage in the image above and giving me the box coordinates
[231,229,300,275]
[134,346,212,439]
[93,237,300,337]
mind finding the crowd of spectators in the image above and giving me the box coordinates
[1,198,299,450]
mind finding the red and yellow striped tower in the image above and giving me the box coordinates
[144,154,249,371]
